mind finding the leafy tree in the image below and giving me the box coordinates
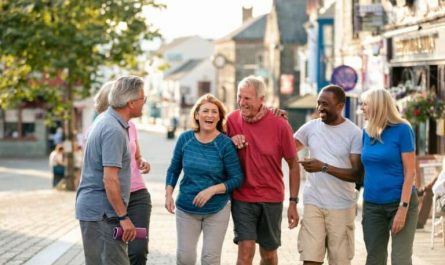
[0,0,164,190]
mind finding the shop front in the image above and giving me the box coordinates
[385,21,445,155]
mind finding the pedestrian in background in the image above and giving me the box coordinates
[165,94,244,265]
[76,76,146,265]
[294,85,362,265]
[49,143,65,187]
[360,88,418,265]
[227,75,299,265]
[93,80,152,265]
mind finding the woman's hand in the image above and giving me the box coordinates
[391,207,408,234]
[193,186,216,208]
[138,158,150,174]
[165,194,175,214]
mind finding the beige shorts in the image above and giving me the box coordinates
[298,204,356,264]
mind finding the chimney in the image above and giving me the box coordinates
[242,6,253,23]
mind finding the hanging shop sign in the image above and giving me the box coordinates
[280,74,294,95]
[331,65,358,92]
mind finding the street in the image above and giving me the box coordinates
[0,129,444,265]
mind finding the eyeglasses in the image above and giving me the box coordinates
[133,96,147,104]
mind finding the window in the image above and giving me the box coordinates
[1,108,37,139]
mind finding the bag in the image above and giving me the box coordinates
[435,195,445,213]
[53,165,65,176]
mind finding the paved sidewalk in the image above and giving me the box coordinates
[1,181,444,265]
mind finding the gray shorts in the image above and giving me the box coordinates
[231,199,283,250]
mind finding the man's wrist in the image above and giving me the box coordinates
[117,213,129,221]
[289,197,299,204]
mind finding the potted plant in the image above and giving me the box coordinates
[402,91,445,125]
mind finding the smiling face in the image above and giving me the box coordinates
[237,85,264,118]
[195,102,221,133]
[317,91,343,125]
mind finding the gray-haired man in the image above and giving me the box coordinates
[76,76,146,265]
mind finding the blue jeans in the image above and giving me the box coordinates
[127,189,152,265]
[362,191,418,265]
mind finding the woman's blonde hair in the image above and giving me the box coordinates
[361,88,409,142]
[190,94,227,133]
[94,81,114,113]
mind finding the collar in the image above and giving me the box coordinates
[106,107,129,129]
[242,105,268,123]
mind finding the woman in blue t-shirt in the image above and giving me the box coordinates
[165,94,244,265]
[360,89,418,265]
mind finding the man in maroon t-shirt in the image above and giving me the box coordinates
[227,75,300,265]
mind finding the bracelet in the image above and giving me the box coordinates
[117,213,129,221]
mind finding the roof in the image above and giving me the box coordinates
[157,36,196,54]
[285,94,318,109]
[216,14,267,42]
[164,59,204,81]
[275,0,308,44]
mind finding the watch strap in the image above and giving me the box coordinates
[117,213,129,221]
[399,201,409,208]
[289,197,299,203]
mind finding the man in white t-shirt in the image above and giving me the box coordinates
[294,85,363,265]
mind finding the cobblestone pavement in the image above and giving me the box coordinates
[1,182,444,265]
[1,127,445,264]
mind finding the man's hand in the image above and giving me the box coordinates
[119,218,136,243]
[269,107,288,120]
[298,158,323,173]
[287,203,299,229]
[231,134,248,149]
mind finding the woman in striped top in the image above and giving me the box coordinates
[165,94,244,265]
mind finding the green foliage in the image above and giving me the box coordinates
[402,91,445,125]
[0,0,164,120]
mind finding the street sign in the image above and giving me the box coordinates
[331,65,358,91]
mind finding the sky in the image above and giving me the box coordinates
[143,0,273,47]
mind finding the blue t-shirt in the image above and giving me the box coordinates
[166,130,244,214]
[362,123,415,204]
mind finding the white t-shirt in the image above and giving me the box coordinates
[294,118,362,209]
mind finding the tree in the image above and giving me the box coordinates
[0,0,164,190]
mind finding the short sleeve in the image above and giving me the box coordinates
[280,120,297,159]
[293,120,313,147]
[102,128,127,168]
[399,124,415,153]
[350,126,363,154]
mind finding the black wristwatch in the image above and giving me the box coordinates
[321,163,328,173]
[399,201,409,208]
[289,197,299,203]
[117,213,129,221]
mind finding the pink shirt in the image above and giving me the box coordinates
[128,121,147,192]
[227,110,297,202]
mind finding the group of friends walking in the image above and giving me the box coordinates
[75,74,419,265]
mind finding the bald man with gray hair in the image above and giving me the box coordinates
[76,75,146,265]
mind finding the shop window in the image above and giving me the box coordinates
[2,109,37,140]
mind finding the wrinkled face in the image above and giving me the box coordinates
[317,91,342,124]
[195,102,220,132]
[237,85,264,118]
[360,100,369,121]
[129,89,146,118]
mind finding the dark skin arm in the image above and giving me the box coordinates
[295,139,363,183]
